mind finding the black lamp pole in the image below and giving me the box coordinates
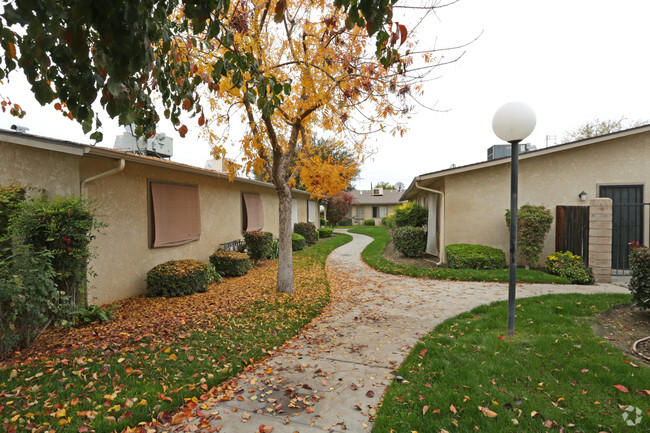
[507,139,521,335]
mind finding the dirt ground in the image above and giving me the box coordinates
[592,303,650,367]
[384,241,650,367]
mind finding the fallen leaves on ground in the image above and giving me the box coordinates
[0,250,335,433]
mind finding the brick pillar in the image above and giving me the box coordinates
[588,198,612,283]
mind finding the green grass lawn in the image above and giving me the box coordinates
[0,234,352,433]
[348,225,569,284]
[374,293,649,432]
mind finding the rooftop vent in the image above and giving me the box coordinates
[11,124,29,133]
[372,187,384,196]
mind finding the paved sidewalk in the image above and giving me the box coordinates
[157,230,627,433]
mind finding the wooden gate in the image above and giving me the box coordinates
[555,205,590,264]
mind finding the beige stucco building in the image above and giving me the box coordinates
[401,126,650,275]
[1,129,317,305]
[347,188,406,225]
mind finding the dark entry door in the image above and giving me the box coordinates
[599,185,644,274]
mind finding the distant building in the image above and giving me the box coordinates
[348,187,406,225]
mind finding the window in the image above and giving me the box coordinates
[372,206,388,218]
[242,192,264,232]
[150,182,201,248]
[307,200,318,223]
[291,198,298,228]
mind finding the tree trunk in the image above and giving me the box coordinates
[276,185,294,293]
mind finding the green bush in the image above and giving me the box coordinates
[505,204,553,268]
[394,201,428,227]
[292,232,306,251]
[146,259,214,297]
[243,231,273,261]
[446,244,507,270]
[210,250,252,277]
[0,246,64,353]
[72,304,121,325]
[337,217,352,226]
[545,251,593,285]
[318,227,333,238]
[9,195,103,309]
[294,222,319,245]
[628,242,650,308]
[392,226,426,257]
[0,183,26,253]
[364,219,376,226]
[268,239,279,259]
[382,212,396,228]
[320,217,326,227]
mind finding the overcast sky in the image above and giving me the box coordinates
[2,0,649,190]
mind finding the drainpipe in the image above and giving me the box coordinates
[415,180,445,264]
[80,159,125,197]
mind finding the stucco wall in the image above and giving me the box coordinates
[1,141,80,197]
[416,132,650,265]
[80,157,311,305]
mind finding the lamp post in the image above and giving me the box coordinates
[492,102,536,335]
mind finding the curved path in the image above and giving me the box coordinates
[159,231,627,433]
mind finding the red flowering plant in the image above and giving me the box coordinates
[629,241,650,309]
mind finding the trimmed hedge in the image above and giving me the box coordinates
[146,259,214,297]
[243,231,273,261]
[364,219,376,226]
[294,222,319,245]
[210,250,252,277]
[338,217,353,226]
[445,244,506,270]
[392,226,426,257]
[292,232,306,251]
[318,227,334,238]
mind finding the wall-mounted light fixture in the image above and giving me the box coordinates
[579,191,588,201]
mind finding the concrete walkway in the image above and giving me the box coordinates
[157,230,628,433]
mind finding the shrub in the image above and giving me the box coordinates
[294,222,319,245]
[364,219,376,226]
[382,212,396,228]
[338,217,353,226]
[446,244,507,270]
[392,226,426,257]
[0,183,26,253]
[243,231,273,261]
[292,232,306,251]
[318,227,334,238]
[268,239,279,259]
[210,250,252,277]
[72,304,121,325]
[9,195,103,309]
[545,251,593,285]
[394,201,428,227]
[320,217,326,227]
[505,204,553,268]
[629,242,650,309]
[0,246,64,353]
[146,259,214,297]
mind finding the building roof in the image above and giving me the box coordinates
[350,189,406,205]
[0,128,311,196]
[401,124,650,200]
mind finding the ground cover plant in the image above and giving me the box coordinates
[446,243,507,270]
[349,226,568,283]
[374,293,649,432]
[0,234,352,433]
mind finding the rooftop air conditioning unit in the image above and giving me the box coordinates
[114,128,173,159]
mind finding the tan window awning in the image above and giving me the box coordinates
[151,182,201,248]
[242,192,264,232]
